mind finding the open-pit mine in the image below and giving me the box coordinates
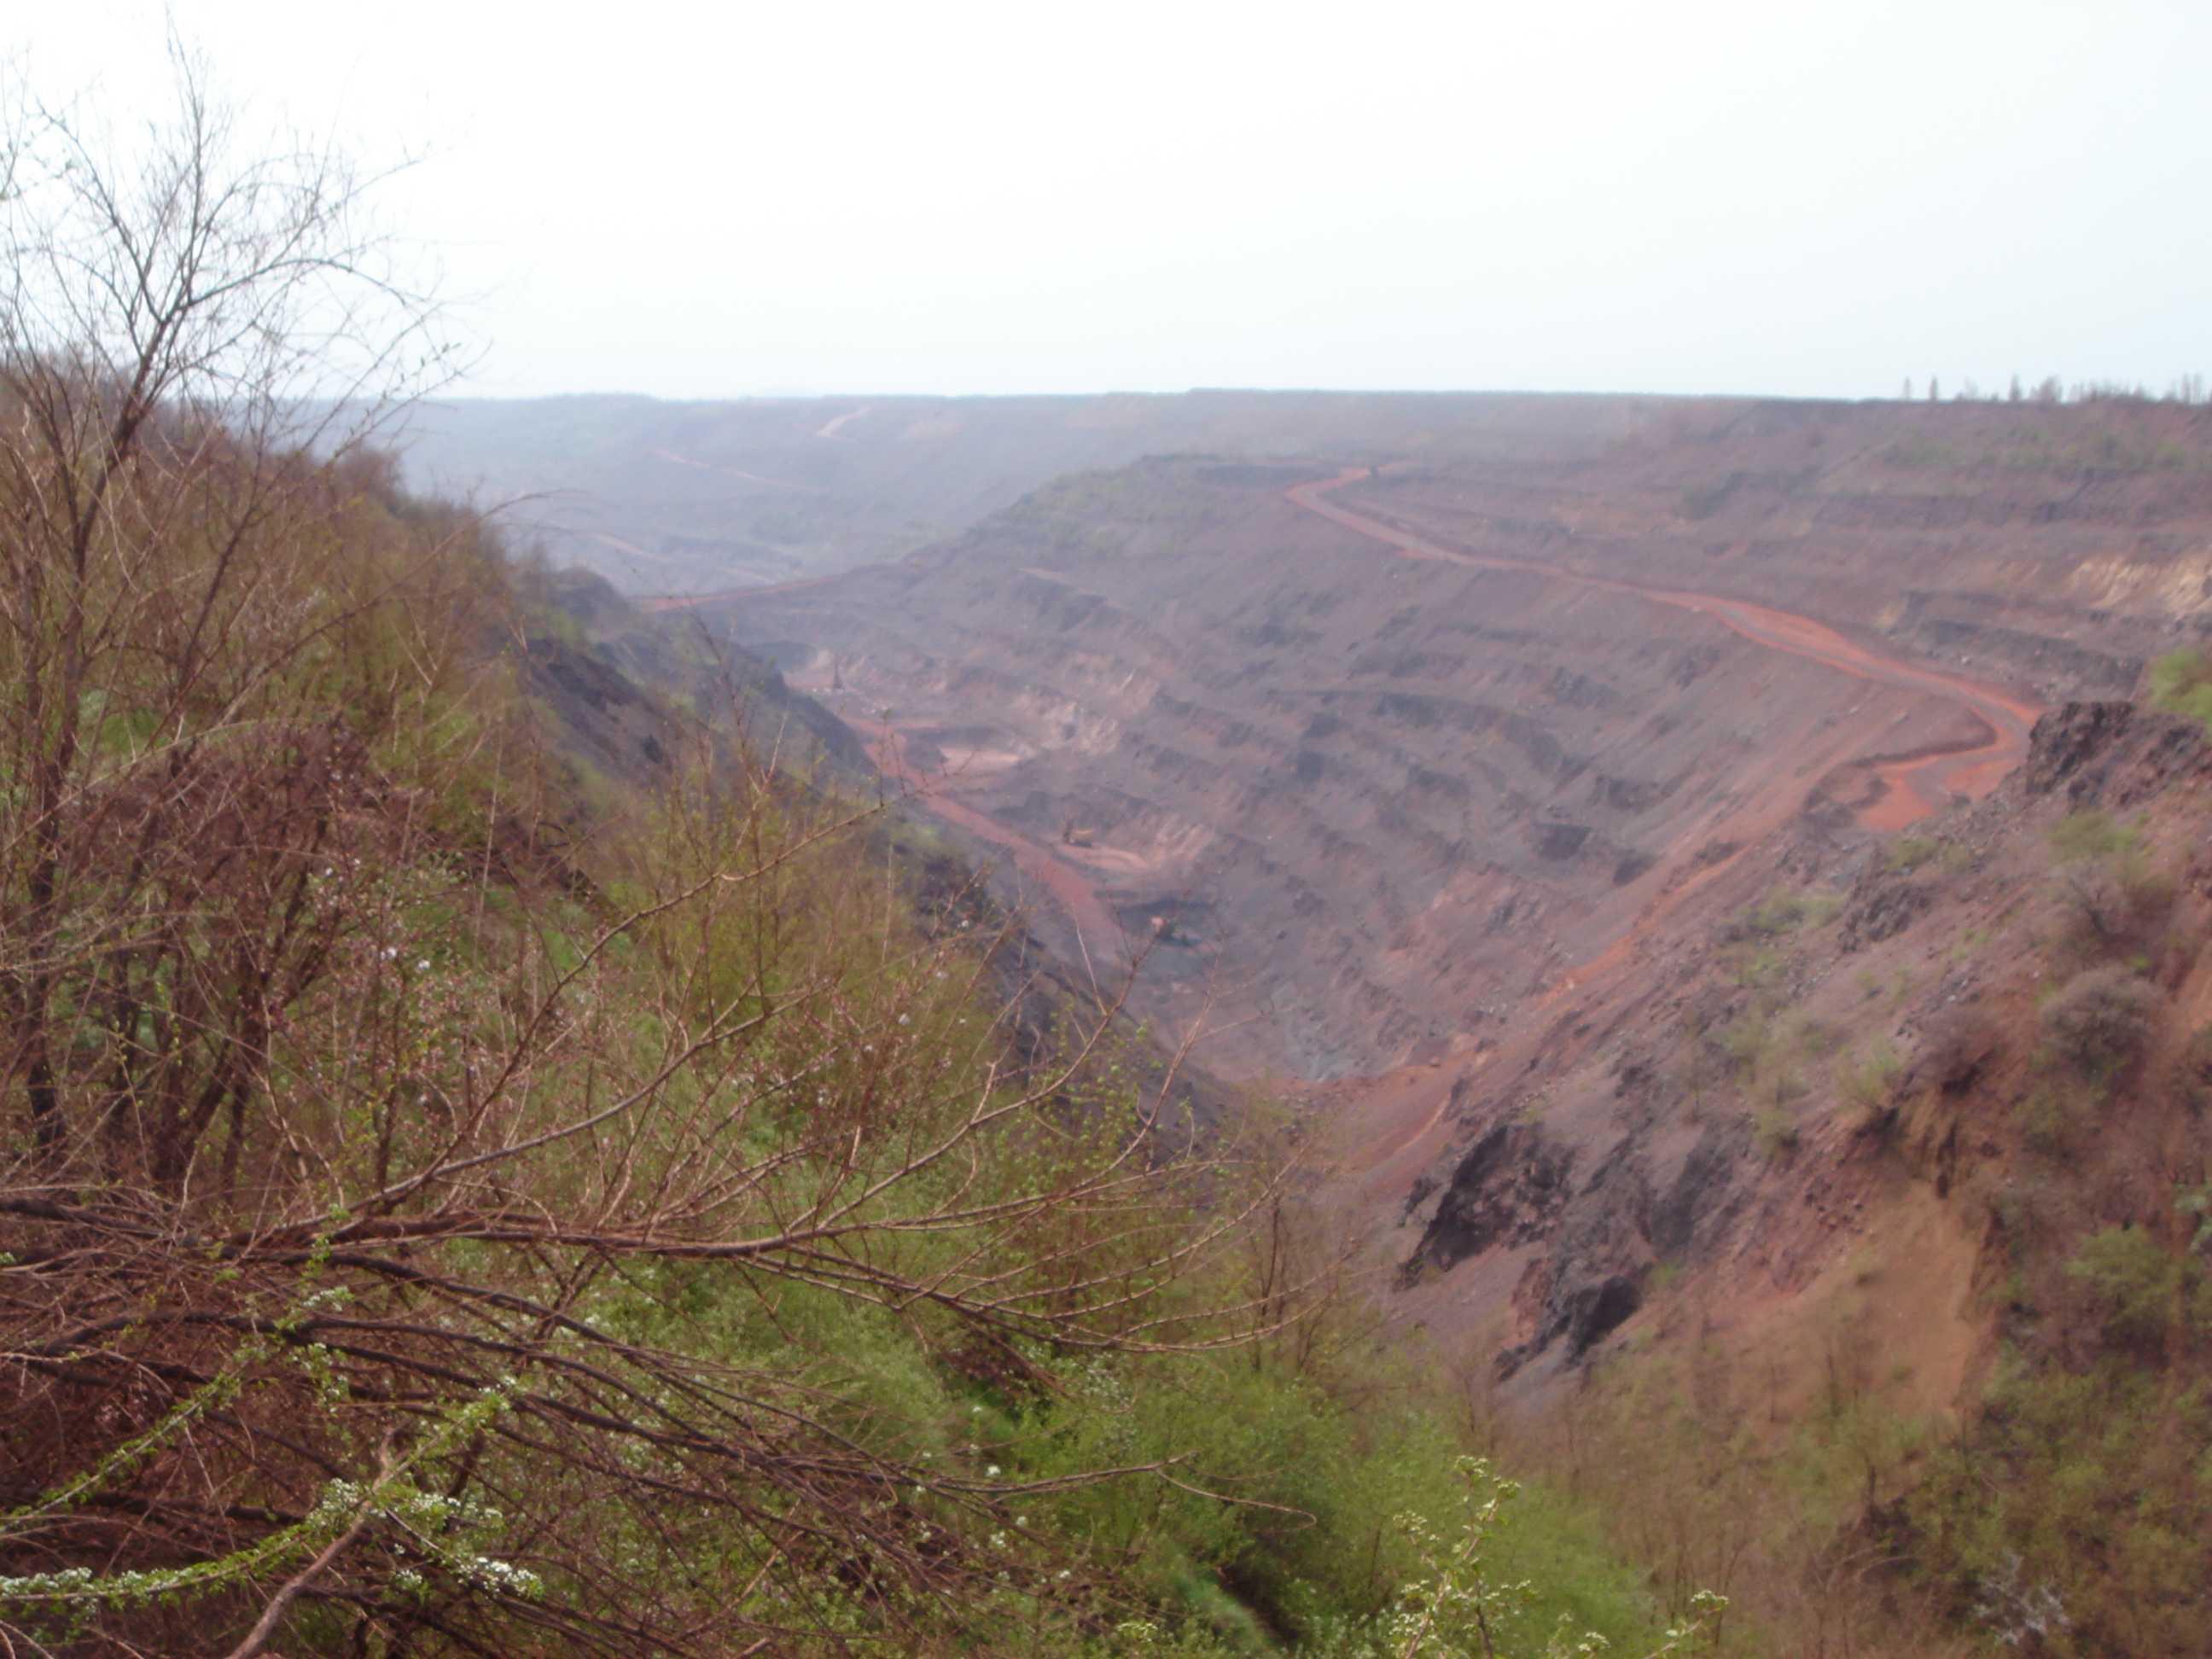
[415,387,2212,1644]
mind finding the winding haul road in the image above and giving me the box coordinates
[861,725,1124,952]
[1285,471,2044,830]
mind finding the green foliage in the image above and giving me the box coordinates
[1904,1033,2212,1659]
[1728,946,1786,990]
[2046,808,2138,865]
[2040,963,2164,1077]
[1722,886,1837,947]
[2146,644,2212,733]
[2064,1227,2195,1348]
[1801,890,1845,928]
[1836,1039,1905,1119]
[1704,998,1827,1127]
[1743,890,1805,936]
[1752,1106,1800,1158]
[1906,1355,2212,1655]
[2018,1062,2098,1152]
[1883,966,1916,1015]
[1714,1010,1773,1075]
[1790,1016,1848,1060]
[2042,812,2171,959]
[1239,1456,1720,1659]
[1882,834,1968,876]
[0,1370,535,1627]
[986,1278,1682,1654]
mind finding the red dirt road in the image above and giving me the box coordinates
[1285,472,2043,830]
[861,725,1125,955]
[661,575,1126,952]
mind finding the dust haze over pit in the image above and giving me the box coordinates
[15,0,2210,401]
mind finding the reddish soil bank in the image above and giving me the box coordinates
[860,724,1124,956]
[1285,471,2043,829]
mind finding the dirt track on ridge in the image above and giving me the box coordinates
[1285,471,2044,830]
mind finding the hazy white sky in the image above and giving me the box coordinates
[15,0,2209,401]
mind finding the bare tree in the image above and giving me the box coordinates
[0,42,465,1171]
[0,38,457,438]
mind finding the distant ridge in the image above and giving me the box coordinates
[394,388,1674,592]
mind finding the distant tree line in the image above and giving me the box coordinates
[1900,372,2205,405]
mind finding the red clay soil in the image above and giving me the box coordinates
[861,724,1125,957]
[1284,471,2044,830]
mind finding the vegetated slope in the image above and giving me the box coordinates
[0,415,1695,1657]
[396,390,1654,593]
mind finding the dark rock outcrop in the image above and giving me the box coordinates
[2023,700,2210,806]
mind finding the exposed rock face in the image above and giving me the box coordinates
[2022,700,2212,804]
[1384,688,2212,1389]
[699,399,2212,1082]
[2020,701,2140,796]
[1328,398,2212,705]
[531,566,876,781]
[1415,1118,1575,1273]
[1838,871,1936,951]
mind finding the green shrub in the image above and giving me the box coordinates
[1884,835,1943,873]
[1837,1039,1906,1128]
[2067,1228,2189,1348]
[1906,1356,2212,1653]
[1744,890,1807,935]
[1879,437,1959,468]
[2046,808,2136,864]
[2146,645,2212,733]
[2018,1062,2097,1152]
[1754,1105,1802,1157]
[2041,964,2164,1075]
[1875,835,1970,882]
[1917,1004,2003,1092]
[1792,1016,1849,1060]
[1730,946,1787,989]
[1715,1011,1773,1074]
[2044,812,2174,958]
